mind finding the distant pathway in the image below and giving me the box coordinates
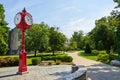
[68,52,120,80]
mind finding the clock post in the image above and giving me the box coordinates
[14,8,33,74]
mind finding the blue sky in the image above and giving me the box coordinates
[0,0,116,38]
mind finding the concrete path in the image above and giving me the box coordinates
[0,65,71,80]
[68,52,120,80]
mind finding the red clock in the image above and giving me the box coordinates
[14,8,33,31]
[14,8,33,74]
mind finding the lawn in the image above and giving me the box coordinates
[78,51,97,61]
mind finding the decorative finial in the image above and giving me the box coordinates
[22,7,26,13]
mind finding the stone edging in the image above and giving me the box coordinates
[59,65,87,80]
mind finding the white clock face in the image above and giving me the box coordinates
[25,15,33,25]
[14,13,21,25]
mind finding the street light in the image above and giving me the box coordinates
[114,27,120,61]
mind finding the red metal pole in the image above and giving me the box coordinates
[18,30,27,74]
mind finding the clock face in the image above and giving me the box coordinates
[25,14,33,25]
[14,13,21,25]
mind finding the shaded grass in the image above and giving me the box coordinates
[78,51,97,61]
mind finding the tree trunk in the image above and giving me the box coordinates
[34,50,37,57]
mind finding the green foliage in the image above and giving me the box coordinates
[70,31,84,50]
[0,38,8,55]
[32,58,41,65]
[88,17,115,53]
[92,50,99,55]
[42,55,73,62]
[113,0,120,8]
[0,57,19,67]
[97,52,109,63]
[25,23,50,56]
[56,55,73,62]
[0,4,9,55]
[97,41,104,50]
[109,53,118,61]
[25,23,66,56]
[85,43,91,53]
[49,27,66,54]
[55,60,61,65]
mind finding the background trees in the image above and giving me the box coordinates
[49,27,66,55]
[0,4,9,55]
[25,23,49,56]
[70,31,84,50]
[1,0,120,55]
[25,23,66,56]
[88,17,115,53]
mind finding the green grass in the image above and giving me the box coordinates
[78,51,97,61]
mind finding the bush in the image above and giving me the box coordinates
[85,43,91,53]
[32,58,41,65]
[92,50,99,55]
[97,52,109,63]
[0,57,19,67]
[0,39,8,55]
[42,55,73,62]
[55,60,61,65]
[43,56,56,61]
[109,53,118,61]
[57,55,73,62]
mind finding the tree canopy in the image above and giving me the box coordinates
[0,4,9,55]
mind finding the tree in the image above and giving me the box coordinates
[85,43,91,53]
[113,0,120,8]
[0,4,9,55]
[70,30,84,49]
[111,0,120,52]
[49,27,66,55]
[69,38,77,50]
[0,34,8,55]
[89,17,115,53]
[83,35,94,50]
[25,23,49,56]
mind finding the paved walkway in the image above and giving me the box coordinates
[0,65,71,80]
[68,52,120,80]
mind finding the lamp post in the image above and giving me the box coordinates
[114,27,120,61]
[14,8,33,74]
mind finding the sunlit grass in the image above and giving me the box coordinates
[78,51,97,61]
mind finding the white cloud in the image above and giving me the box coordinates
[62,6,79,12]
[8,1,43,14]
[61,18,94,38]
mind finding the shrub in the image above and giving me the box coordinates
[55,60,61,65]
[42,56,56,61]
[32,58,41,65]
[42,55,73,62]
[0,39,8,55]
[85,43,91,53]
[0,58,7,67]
[58,56,73,62]
[6,57,15,66]
[14,57,19,66]
[92,50,99,55]
[109,53,118,61]
[97,52,109,63]
[0,57,19,67]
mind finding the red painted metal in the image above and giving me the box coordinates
[15,8,33,74]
